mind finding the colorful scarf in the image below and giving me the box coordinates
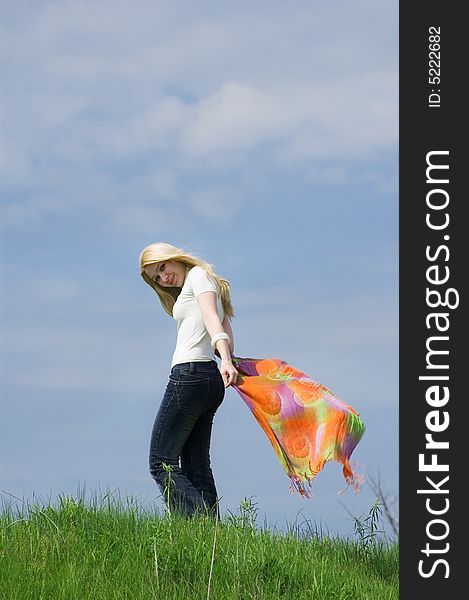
[231,356,365,497]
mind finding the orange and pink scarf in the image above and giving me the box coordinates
[232,356,365,497]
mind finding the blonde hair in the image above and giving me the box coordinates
[139,242,234,319]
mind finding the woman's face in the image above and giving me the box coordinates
[144,260,187,288]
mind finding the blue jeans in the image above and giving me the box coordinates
[149,361,225,517]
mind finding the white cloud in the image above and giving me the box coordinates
[181,82,289,155]
[0,0,397,178]
[180,75,397,161]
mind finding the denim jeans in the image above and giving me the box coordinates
[149,360,225,517]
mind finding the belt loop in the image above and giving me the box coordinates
[189,362,196,373]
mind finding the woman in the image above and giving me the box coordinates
[139,242,238,518]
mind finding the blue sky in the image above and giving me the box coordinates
[0,0,398,537]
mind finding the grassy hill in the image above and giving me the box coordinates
[0,493,398,600]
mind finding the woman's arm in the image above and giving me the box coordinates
[222,315,234,354]
[196,291,238,387]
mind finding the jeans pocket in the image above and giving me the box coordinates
[170,372,210,386]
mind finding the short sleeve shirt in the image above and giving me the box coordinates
[171,266,225,367]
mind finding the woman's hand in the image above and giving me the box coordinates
[220,359,239,388]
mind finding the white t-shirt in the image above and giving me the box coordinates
[171,266,225,367]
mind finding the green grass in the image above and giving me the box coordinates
[0,492,398,600]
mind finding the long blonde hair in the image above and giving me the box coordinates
[139,242,234,319]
